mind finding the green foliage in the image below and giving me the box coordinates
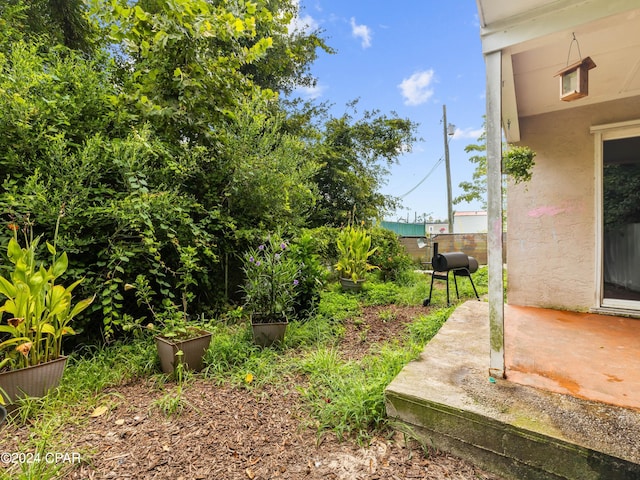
[241,233,299,321]
[335,224,379,282]
[454,118,536,208]
[0,0,424,345]
[221,96,320,232]
[309,102,419,226]
[298,343,418,441]
[302,226,339,267]
[65,340,158,395]
[316,290,361,322]
[1,0,98,54]
[369,226,414,282]
[603,163,640,228]
[122,275,210,340]
[202,325,257,376]
[504,145,536,184]
[0,225,94,372]
[289,231,327,317]
[91,0,275,145]
[238,0,334,94]
[1,265,490,462]
[151,356,194,416]
[361,282,402,306]
[202,324,296,387]
[407,307,455,344]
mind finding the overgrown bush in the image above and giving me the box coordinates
[369,226,414,282]
[289,231,328,318]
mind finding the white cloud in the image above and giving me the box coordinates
[289,13,319,34]
[398,70,435,106]
[451,127,484,140]
[350,17,372,48]
[293,83,326,100]
[288,0,319,34]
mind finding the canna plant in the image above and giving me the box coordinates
[0,223,94,370]
[335,224,379,284]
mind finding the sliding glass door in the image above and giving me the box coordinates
[602,135,640,307]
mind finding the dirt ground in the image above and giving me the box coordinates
[1,304,503,480]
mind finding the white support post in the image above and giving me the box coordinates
[485,50,506,379]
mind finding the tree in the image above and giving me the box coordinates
[92,0,276,147]
[234,0,335,94]
[221,95,320,233]
[0,0,332,338]
[309,102,418,227]
[454,128,488,209]
[0,0,97,53]
[454,118,535,209]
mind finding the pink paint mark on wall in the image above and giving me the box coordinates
[528,205,566,218]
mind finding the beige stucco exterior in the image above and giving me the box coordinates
[507,96,640,310]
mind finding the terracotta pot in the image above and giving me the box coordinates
[339,277,365,292]
[250,316,287,347]
[155,330,212,374]
[0,356,67,404]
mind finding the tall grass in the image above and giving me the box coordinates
[1,266,489,474]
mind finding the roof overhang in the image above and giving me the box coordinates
[476,0,640,142]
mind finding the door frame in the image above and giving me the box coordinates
[591,119,640,311]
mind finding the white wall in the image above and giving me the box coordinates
[454,213,487,233]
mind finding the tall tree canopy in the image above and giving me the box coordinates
[309,103,418,227]
[1,0,97,53]
[0,0,418,338]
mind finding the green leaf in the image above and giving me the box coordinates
[0,276,17,298]
[62,326,76,336]
[52,252,69,277]
[7,237,22,264]
[134,5,147,21]
[69,295,95,319]
[48,285,70,316]
[39,324,56,335]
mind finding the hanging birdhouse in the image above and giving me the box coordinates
[555,56,596,101]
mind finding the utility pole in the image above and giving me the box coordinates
[443,104,454,233]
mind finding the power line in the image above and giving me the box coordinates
[399,155,445,199]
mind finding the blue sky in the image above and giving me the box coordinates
[290,1,487,222]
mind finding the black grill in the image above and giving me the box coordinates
[423,243,480,306]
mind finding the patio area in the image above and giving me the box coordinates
[385,300,640,480]
[505,304,640,411]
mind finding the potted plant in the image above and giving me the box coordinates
[241,234,298,347]
[0,223,94,404]
[125,275,212,375]
[335,224,379,291]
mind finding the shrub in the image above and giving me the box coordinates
[289,231,327,318]
[369,226,414,281]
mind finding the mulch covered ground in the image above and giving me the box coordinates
[1,304,503,480]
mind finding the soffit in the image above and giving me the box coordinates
[476,1,640,138]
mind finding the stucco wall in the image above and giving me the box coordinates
[507,97,640,311]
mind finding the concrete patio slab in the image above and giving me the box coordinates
[385,300,640,480]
